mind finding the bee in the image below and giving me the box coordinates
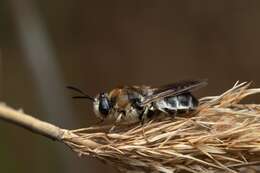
[67,79,207,123]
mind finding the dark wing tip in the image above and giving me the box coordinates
[193,78,208,87]
[197,78,208,84]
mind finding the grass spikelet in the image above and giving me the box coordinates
[62,82,260,172]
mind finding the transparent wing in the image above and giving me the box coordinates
[139,79,207,107]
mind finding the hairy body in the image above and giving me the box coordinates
[68,79,207,123]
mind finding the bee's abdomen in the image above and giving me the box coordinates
[154,93,198,114]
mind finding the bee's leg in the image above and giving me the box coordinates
[109,112,123,133]
[164,108,177,119]
[171,110,178,118]
[140,107,149,123]
[139,108,150,143]
[109,126,115,133]
[139,113,147,141]
[94,119,104,125]
[140,119,145,125]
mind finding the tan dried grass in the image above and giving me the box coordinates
[60,82,260,173]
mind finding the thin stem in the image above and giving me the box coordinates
[0,103,100,149]
[0,103,64,141]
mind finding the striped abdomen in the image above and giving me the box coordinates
[154,93,198,114]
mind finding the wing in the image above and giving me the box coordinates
[139,79,207,107]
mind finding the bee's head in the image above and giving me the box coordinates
[93,93,112,119]
[67,86,111,120]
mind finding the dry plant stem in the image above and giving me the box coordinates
[0,104,63,140]
[0,104,99,148]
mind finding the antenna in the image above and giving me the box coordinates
[67,86,95,102]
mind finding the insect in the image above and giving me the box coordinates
[67,79,207,123]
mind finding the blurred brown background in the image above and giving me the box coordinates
[1,1,260,173]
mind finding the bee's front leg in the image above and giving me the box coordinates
[95,119,104,125]
[109,112,124,132]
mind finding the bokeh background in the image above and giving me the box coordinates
[1,1,260,173]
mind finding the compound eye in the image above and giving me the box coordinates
[99,94,111,116]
